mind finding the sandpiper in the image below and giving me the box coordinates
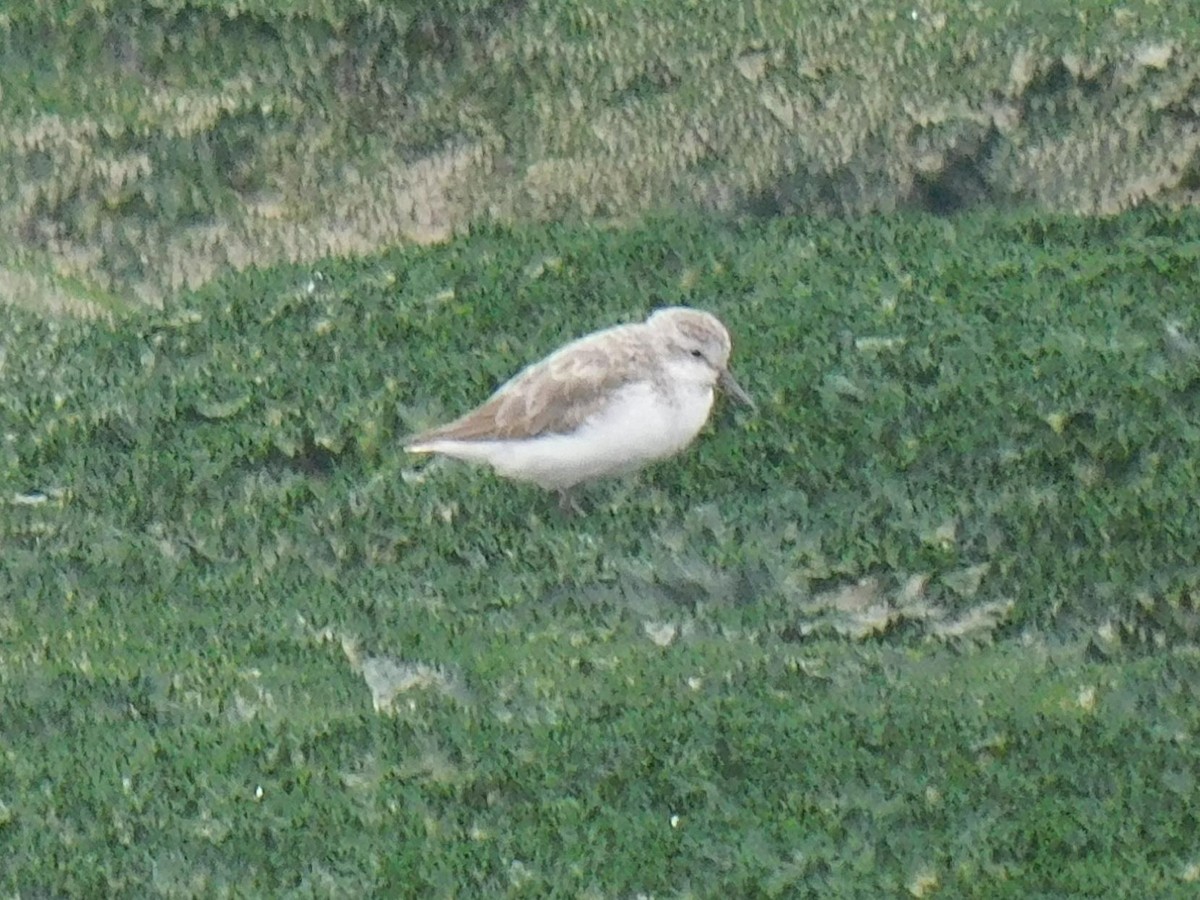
[405,307,753,512]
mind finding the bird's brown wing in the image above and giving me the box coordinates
[406,325,659,444]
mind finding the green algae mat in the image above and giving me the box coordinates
[3,212,1200,895]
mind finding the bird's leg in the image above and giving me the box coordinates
[556,489,584,517]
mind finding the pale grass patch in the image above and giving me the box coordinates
[929,599,1015,641]
[0,112,99,154]
[643,620,679,646]
[0,266,109,318]
[144,76,260,136]
[907,867,940,897]
[358,656,467,714]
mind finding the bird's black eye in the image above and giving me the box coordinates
[690,349,703,358]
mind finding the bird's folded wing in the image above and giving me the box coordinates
[407,329,657,443]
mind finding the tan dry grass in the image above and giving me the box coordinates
[1,2,1197,312]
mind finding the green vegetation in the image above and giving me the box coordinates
[1,0,1197,309]
[3,0,1198,893]
[4,212,1200,895]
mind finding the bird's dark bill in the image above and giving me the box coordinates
[718,369,755,408]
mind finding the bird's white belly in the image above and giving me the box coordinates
[430,381,715,490]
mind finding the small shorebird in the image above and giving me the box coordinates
[404,307,754,513]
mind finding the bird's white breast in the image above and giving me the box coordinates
[418,379,716,490]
